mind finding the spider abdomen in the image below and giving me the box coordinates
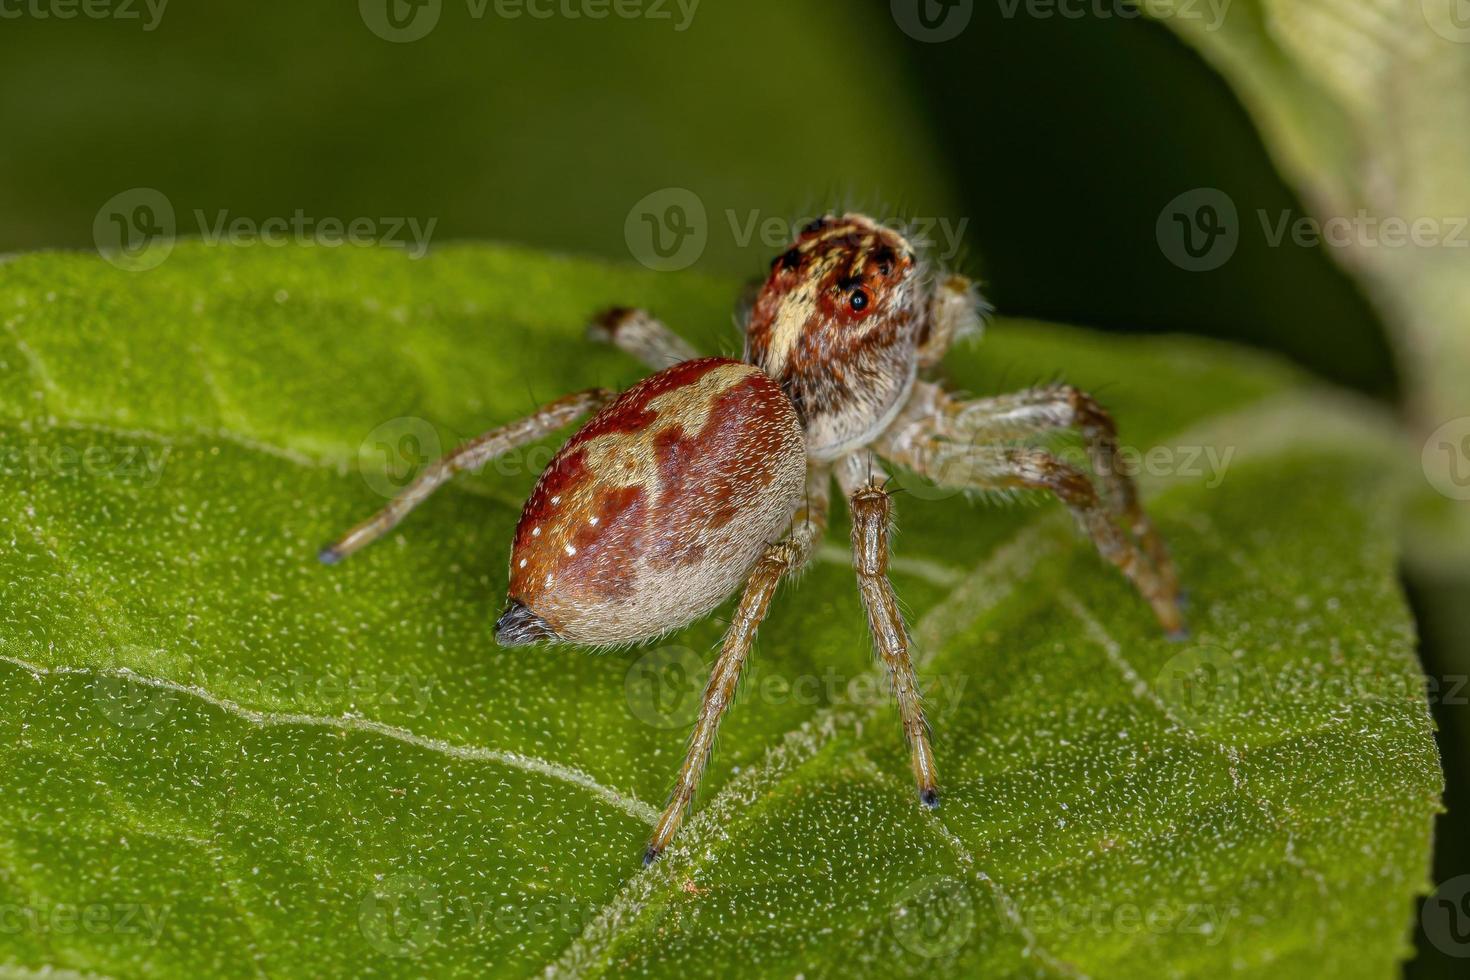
[500,357,806,647]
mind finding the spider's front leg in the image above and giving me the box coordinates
[917,273,986,368]
[319,388,613,563]
[954,384,1178,597]
[884,397,1185,636]
[645,467,831,865]
[588,307,700,370]
[840,459,940,808]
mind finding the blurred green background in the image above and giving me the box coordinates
[0,0,1396,394]
[1,0,1458,974]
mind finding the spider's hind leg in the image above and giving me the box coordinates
[589,307,700,370]
[319,388,612,563]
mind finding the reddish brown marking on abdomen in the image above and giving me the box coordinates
[506,357,806,646]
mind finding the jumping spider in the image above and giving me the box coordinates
[321,213,1185,865]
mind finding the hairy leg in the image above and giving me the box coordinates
[841,463,940,807]
[589,307,700,370]
[645,467,831,864]
[882,381,1179,600]
[886,432,1185,636]
[917,274,987,368]
[320,388,613,563]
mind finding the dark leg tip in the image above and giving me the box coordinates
[642,846,661,868]
[1167,626,1192,643]
[318,546,343,566]
[920,788,941,810]
[589,307,634,339]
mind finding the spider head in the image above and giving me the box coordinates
[745,213,926,460]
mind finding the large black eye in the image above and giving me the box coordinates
[849,288,870,313]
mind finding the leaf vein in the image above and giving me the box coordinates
[0,656,657,827]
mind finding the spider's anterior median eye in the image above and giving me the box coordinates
[849,288,871,313]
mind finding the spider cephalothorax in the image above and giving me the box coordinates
[321,212,1184,866]
[746,214,927,459]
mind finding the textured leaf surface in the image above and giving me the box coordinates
[0,243,1441,978]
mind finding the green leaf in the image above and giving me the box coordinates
[0,243,1441,978]
[1142,0,1470,563]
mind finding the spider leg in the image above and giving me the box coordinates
[645,467,831,865]
[840,459,940,808]
[884,381,1180,602]
[319,388,613,563]
[887,426,1185,636]
[589,307,700,369]
[917,274,987,368]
